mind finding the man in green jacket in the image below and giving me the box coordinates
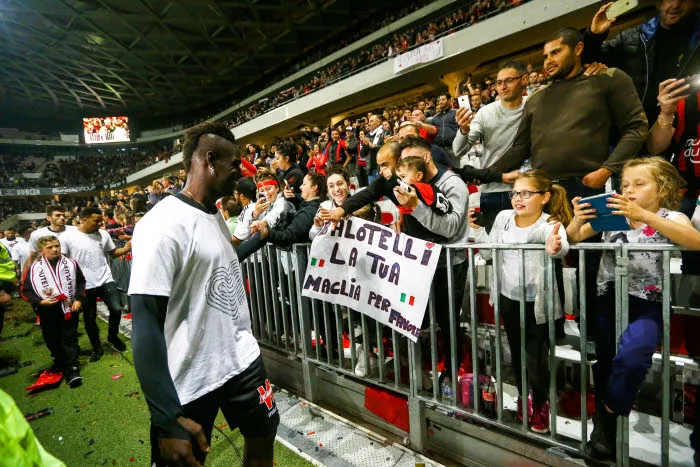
[0,241,17,377]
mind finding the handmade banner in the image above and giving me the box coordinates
[301,217,442,342]
[393,39,444,74]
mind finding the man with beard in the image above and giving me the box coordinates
[129,122,278,466]
[491,30,647,448]
[493,27,647,197]
[426,93,460,157]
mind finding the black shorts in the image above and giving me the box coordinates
[150,355,280,465]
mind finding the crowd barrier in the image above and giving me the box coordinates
[240,242,696,467]
[106,239,696,466]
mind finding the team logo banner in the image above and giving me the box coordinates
[301,217,441,343]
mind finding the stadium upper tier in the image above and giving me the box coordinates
[1,0,526,145]
[0,0,645,200]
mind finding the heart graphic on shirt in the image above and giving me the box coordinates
[426,242,435,250]
[206,261,247,320]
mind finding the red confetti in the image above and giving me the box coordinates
[111,374,123,380]
[130,457,135,462]
[217,423,228,429]
[306,431,315,436]
[319,443,323,447]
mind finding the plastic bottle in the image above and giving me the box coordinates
[441,377,454,403]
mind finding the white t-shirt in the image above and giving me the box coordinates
[11,241,30,272]
[61,228,115,289]
[29,226,76,253]
[500,222,539,302]
[233,203,255,242]
[0,237,24,256]
[128,196,259,406]
[597,209,685,302]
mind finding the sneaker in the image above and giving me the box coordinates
[530,401,550,434]
[585,403,617,462]
[516,394,533,422]
[355,346,367,377]
[66,367,82,388]
[354,346,378,377]
[108,336,127,352]
[89,347,104,362]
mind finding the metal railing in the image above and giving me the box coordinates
[107,238,694,466]
[237,241,694,467]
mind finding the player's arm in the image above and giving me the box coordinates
[131,294,190,439]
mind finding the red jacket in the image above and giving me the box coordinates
[306,151,329,176]
[324,139,348,164]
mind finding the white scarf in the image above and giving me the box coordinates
[29,255,78,319]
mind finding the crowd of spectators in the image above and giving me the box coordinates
[3,3,700,463]
[222,0,529,128]
[0,144,174,189]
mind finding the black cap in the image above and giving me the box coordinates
[235,177,257,200]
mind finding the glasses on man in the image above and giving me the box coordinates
[496,76,524,87]
[509,190,544,199]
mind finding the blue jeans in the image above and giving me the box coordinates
[368,169,379,184]
[594,290,662,415]
[479,191,511,233]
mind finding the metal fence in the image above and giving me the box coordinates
[106,239,696,466]
[239,242,697,467]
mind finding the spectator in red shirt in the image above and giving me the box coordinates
[306,144,329,176]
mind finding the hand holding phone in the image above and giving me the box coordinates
[605,0,638,20]
[457,95,472,112]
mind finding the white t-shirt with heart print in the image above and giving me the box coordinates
[128,195,259,405]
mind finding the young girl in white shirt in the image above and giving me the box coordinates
[567,157,700,461]
[470,169,572,434]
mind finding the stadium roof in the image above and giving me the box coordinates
[0,0,405,125]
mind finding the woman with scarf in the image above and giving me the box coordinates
[21,236,85,388]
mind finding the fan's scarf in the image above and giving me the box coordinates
[29,255,78,320]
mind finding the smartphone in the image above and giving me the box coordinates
[471,211,483,227]
[683,74,700,93]
[396,178,411,193]
[457,94,473,112]
[606,0,638,20]
[258,192,266,201]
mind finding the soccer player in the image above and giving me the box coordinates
[129,122,278,466]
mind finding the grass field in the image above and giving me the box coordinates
[0,300,313,466]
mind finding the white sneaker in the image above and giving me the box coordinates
[355,346,367,377]
[354,346,379,377]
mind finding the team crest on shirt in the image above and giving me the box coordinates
[257,379,275,412]
[42,287,54,296]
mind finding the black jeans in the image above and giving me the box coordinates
[83,281,122,349]
[422,261,467,377]
[479,191,511,233]
[501,295,550,405]
[39,308,79,372]
[356,166,369,188]
[555,178,604,337]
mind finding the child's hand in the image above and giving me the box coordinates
[468,208,482,230]
[546,222,563,255]
[571,197,597,225]
[607,193,649,223]
[379,166,393,180]
[313,216,324,227]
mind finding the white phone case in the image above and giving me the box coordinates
[606,0,638,20]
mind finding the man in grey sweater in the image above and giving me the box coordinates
[453,60,529,232]
[395,136,469,389]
